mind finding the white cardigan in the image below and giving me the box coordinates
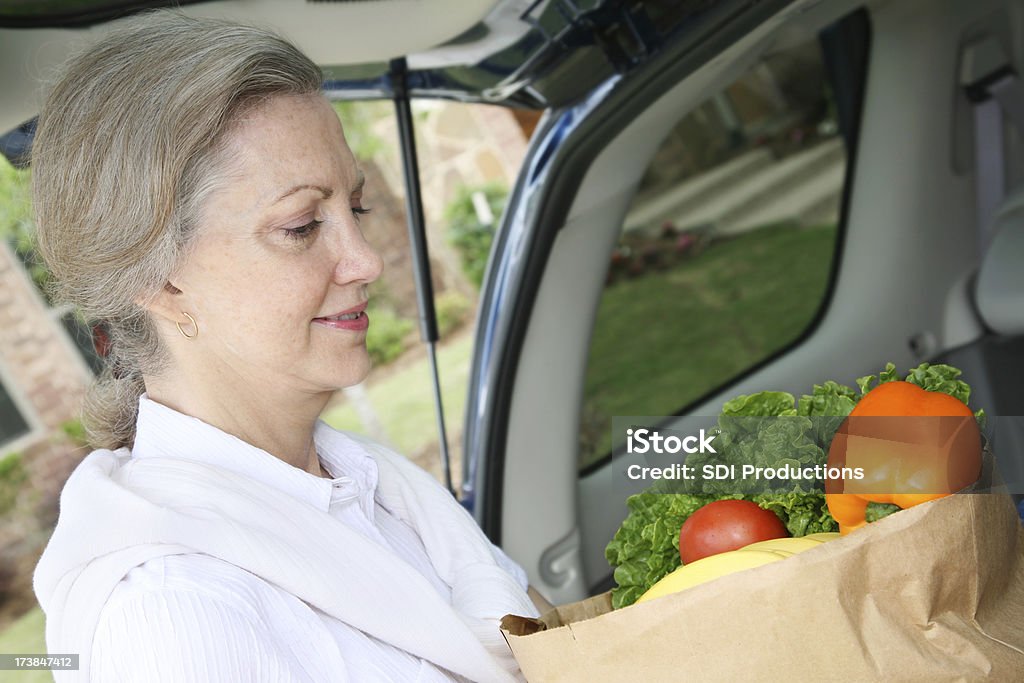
[33,398,537,682]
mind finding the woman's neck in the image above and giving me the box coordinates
[143,375,332,477]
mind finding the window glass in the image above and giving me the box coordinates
[59,312,105,375]
[0,376,29,448]
[579,35,848,470]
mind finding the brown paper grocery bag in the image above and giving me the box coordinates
[501,493,1024,682]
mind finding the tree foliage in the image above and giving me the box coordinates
[0,157,50,297]
[445,182,508,288]
[332,101,389,160]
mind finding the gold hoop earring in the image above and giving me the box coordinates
[176,312,199,339]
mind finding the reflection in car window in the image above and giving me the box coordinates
[579,35,851,470]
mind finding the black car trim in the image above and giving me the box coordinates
[0,0,213,28]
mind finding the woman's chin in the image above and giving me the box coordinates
[330,357,373,390]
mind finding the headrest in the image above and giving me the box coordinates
[976,188,1024,336]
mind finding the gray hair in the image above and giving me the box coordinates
[31,11,322,450]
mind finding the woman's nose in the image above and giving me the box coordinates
[334,222,383,285]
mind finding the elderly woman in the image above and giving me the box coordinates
[31,11,541,683]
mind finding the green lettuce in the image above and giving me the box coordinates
[797,380,857,450]
[722,391,798,417]
[751,491,836,537]
[605,491,715,609]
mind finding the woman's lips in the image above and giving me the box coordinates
[313,310,370,331]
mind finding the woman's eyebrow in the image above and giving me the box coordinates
[269,169,361,205]
[272,184,334,205]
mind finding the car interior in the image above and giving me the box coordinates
[469,0,1024,605]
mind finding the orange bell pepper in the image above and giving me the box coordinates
[825,381,981,535]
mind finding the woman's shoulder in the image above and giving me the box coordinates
[91,553,347,682]
[91,554,317,682]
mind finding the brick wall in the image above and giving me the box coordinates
[0,240,89,579]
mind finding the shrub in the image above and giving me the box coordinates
[331,101,388,159]
[0,452,27,516]
[58,419,89,447]
[366,307,414,366]
[445,183,508,288]
[435,290,472,337]
[1,157,53,300]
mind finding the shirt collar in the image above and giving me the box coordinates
[314,420,381,520]
[131,395,378,513]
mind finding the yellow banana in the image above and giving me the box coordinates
[636,534,839,604]
[741,533,839,555]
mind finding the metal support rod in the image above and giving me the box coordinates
[389,58,455,496]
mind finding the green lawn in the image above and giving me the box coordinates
[579,223,838,468]
[0,607,51,683]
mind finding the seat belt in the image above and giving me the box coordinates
[960,37,1024,251]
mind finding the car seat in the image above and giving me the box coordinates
[933,188,1024,508]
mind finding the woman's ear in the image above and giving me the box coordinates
[137,280,188,325]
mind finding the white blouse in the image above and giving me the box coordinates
[86,397,529,682]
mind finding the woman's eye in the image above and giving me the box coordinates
[351,206,372,221]
[284,219,322,240]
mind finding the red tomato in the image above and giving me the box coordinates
[679,500,789,564]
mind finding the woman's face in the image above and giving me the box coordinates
[162,93,383,396]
